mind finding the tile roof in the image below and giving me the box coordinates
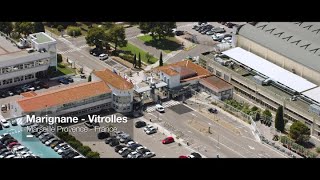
[21,91,37,98]
[17,81,111,112]
[161,68,179,76]
[93,69,134,90]
[200,75,233,92]
[155,60,212,81]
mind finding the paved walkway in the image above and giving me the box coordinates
[129,38,167,59]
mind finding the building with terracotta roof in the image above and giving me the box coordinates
[13,68,135,117]
[151,60,231,99]
[14,81,112,117]
[199,75,233,100]
[92,69,134,113]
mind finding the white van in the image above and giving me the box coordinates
[155,104,165,113]
[99,54,108,60]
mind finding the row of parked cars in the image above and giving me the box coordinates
[58,76,74,85]
[97,129,156,158]
[192,23,232,43]
[0,81,49,98]
[0,133,39,158]
[25,123,84,158]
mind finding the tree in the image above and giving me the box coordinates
[145,52,152,63]
[85,27,108,49]
[263,109,272,118]
[255,112,261,121]
[67,26,82,37]
[77,146,91,155]
[33,22,45,32]
[275,106,285,132]
[138,22,176,40]
[86,151,100,158]
[15,22,34,36]
[88,74,92,82]
[103,22,114,29]
[107,25,127,53]
[138,53,141,68]
[0,22,13,35]
[289,121,310,144]
[57,25,64,32]
[133,54,136,67]
[159,52,163,66]
[251,106,258,112]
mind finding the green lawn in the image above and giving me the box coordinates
[119,43,158,64]
[48,63,75,78]
[138,35,182,53]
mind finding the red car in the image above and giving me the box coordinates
[8,142,21,149]
[179,155,188,158]
[162,137,174,144]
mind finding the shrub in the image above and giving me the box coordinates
[58,63,66,68]
[119,53,133,63]
[77,146,91,155]
[67,26,82,37]
[68,140,82,149]
[251,106,258,112]
[86,151,100,158]
[88,75,92,82]
[57,53,63,63]
[316,147,320,153]
[57,25,64,32]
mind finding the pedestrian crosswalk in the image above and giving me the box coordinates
[146,100,180,113]
[57,44,89,54]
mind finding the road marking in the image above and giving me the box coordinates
[188,131,193,134]
[147,113,162,120]
[208,123,212,126]
[248,145,255,150]
[236,125,247,129]
[215,146,221,149]
[208,136,246,158]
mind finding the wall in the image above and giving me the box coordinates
[160,72,181,88]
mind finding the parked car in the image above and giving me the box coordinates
[58,78,69,85]
[179,155,188,158]
[155,104,165,113]
[127,151,140,158]
[97,132,110,140]
[105,137,116,144]
[90,48,103,56]
[142,152,156,158]
[145,127,157,135]
[45,138,59,146]
[0,119,10,128]
[32,82,41,90]
[10,119,17,126]
[189,152,202,158]
[175,30,184,36]
[192,25,199,29]
[121,149,133,158]
[208,108,218,114]
[135,121,146,128]
[66,77,74,83]
[13,88,22,95]
[7,91,14,96]
[162,137,174,144]
[54,143,67,151]
[0,124,2,130]
[143,125,154,132]
[50,140,64,148]
[99,54,108,60]
[110,139,120,147]
[114,145,126,153]
[118,147,129,154]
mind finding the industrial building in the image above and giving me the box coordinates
[199,47,320,141]
[236,22,320,85]
[0,32,57,89]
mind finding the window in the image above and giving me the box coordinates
[224,74,229,81]
[216,70,222,77]
[24,62,34,69]
[14,76,24,82]
[25,74,35,80]
[3,79,13,85]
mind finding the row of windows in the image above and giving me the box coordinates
[113,95,131,104]
[113,103,131,111]
[0,59,50,75]
[63,103,111,117]
[59,93,112,111]
[0,74,35,86]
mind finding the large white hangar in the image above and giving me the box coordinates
[236,22,320,85]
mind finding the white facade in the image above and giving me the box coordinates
[159,72,180,88]
[0,32,57,89]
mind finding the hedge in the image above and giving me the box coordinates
[57,131,100,158]
[67,26,82,37]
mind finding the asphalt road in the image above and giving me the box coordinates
[144,103,287,158]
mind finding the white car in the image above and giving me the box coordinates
[57,145,70,154]
[99,54,108,60]
[143,151,156,158]
[126,141,136,146]
[12,146,29,153]
[118,147,129,154]
[0,119,10,128]
[54,143,67,151]
[127,151,138,158]
[45,138,58,146]
[145,127,157,135]
[143,125,153,132]
[155,104,165,112]
[5,155,16,159]
[74,155,85,158]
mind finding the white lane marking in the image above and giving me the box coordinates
[191,113,197,117]
[208,136,245,158]
[147,113,162,120]
[248,145,255,150]
[188,131,193,134]
[208,123,212,126]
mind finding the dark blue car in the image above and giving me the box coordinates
[58,78,69,84]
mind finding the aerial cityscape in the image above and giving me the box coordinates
[0,22,319,158]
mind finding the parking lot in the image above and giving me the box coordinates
[69,115,194,158]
